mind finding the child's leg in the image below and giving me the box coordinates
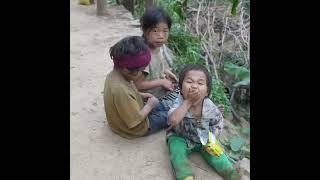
[154,100,171,111]
[200,149,240,180]
[145,102,169,135]
[167,135,194,180]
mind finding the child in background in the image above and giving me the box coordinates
[135,7,179,109]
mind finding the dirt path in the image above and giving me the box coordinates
[70,0,222,179]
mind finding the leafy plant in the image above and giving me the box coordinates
[224,62,250,88]
[109,0,118,5]
[229,136,245,152]
[133,0,145,18]
[241,127,250,137]
[231,0,239,16]
[162,1,202,74]
[210,80,231,115]
[156,0,188,23]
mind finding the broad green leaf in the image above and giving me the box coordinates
[233,77,250,87]
[224,62,249,81]
[231,0,239,16]
[241,127,250,136]
[229,137,245,152]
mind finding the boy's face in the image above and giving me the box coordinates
[120,66,146,82]
[181,70,209,103]
[145,22,169,49]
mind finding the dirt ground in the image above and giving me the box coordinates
[70,0,223,179]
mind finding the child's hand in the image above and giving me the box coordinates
[186,88,201,105]
[164,69,178,83]
[161,79,175,91]
[146,96,159,109]
[139,92,154,101]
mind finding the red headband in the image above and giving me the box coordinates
[113,50,151,69]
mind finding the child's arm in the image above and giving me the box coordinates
[169,88,201,126]
[168,99,192,126]
[135,73,175,91]
[139,96,159,119]
[114,90,159,129]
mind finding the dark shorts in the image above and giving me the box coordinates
[145,100,170,136]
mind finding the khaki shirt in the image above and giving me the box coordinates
[103,71,150,139]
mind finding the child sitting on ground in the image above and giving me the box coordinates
[166,64,240,180]
[103,36,169,139]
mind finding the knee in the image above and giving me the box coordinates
[170,151,187,162]
[169,144,188,163]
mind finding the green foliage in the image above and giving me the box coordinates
[224,51,248,67]
[156,0,188,23]
[227,136,249,161]
[241,127,250,137]
[133,0,188,21]
[134,0,145,18]
[228,146,249,161]
[229,137,245,152]
[210,80,231,115]
[219,123,250,161]
[231,0,239,16]
[169,24,202,73]
[244,111,250,121]
[109,0,117,5]
[169,25,200,53]
[224,62,249,80]
[224,62,250,88]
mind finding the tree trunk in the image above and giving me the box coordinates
[97,0,107,16]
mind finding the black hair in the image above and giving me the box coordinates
[140,7,172,34]
[109,36,148,60]
[178,64,212,96]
